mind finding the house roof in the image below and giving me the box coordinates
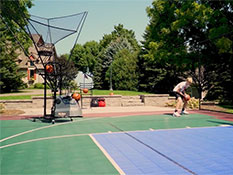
[17,34,57,70]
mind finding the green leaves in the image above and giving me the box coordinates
[140,0,233,104]
[215,37,232,54]
[71,41,100,73]
[110,49,138,91]
[71,24,140,90]
[0,0,33,92]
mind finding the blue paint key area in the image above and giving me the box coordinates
[93,126,233,175]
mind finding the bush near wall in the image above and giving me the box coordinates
[165,97,199,109]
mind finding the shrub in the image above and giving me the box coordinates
[0,103,5,113]
[165,97,199,109]
[33,83,49,89]
[33,83,44,89]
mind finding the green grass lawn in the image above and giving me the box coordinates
[218,104,233,113]
[0,89,151,100]
[0,94,43,100]
[92,89,151,96]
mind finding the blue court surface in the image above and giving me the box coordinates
[92,126,233,175]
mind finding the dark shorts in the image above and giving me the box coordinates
[173,91,185,100]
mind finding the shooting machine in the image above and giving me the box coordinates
[2,11,88,124]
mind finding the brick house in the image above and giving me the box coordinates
[17,34,57,85]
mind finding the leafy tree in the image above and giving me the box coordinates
[56,55,78,90]
[0,0,33,92]
[172,0,233,103]
[139,0,183,93]
[1,0,32,51]
[71,41,100,73]
[140,0,233,104]
[70,44,85,70]
[70,41,101,88]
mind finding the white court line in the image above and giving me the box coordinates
[0,117,98,143]
[0,129,154,149]
[0,133,88,149]
[89,134,125,175]
[2,114,230,149]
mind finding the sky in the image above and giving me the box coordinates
[28,0,153,55]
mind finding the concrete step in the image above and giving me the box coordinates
[122,103,144,107]
[122,96,142,99]
[121,96,144,106]
[121,99,142,102]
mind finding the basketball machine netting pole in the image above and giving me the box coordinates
[44,69,47,117]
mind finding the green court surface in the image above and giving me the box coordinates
[1,113,233,174]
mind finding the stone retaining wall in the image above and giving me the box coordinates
[0,94,175,110]
[140,94,175,107]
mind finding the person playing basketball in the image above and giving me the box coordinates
[173,77,193,117]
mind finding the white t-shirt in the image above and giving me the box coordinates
[173,81,189,93]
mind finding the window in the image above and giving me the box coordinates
[30,70,34,79]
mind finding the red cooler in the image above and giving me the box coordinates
[98,98,106,107]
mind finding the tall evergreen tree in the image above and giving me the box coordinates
[110,49,139,91]
[96,24,140,90]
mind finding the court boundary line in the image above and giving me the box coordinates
[1,125,228,149]
[1,111,231,144]
[1,115,231,150]
[0,117,99,143]
[0,113,176,143]
[0,133,88,149]
[89,134,125,175]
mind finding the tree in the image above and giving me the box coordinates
[71,41,100,73]
[1,0,32,52]
[139,0,183,93]
[70,41,101,88]
[55,55,78,90]
[100,24,139,50]
[99,24,140,90]
[171,0,233,103]
[109,49,139,90]
[0,32,26,92]
[0,0,33,92]
[140,0,233,104]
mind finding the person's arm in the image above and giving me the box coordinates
[175,88,184,97]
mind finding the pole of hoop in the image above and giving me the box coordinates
[44,69,47,117]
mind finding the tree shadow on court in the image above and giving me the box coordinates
[207,120,233,126]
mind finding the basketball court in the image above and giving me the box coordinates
[1,110,233,174]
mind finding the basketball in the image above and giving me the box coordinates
[83,88,88,93]
[72,93,81,101]
[46,65,53,73]
[185,94,191,101]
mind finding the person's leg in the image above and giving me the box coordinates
[181,99,189,114]
[176,97,182,111]
[173,97,182,117]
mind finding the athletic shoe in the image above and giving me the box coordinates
[173,112,181,117]
[181,110,189,115]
